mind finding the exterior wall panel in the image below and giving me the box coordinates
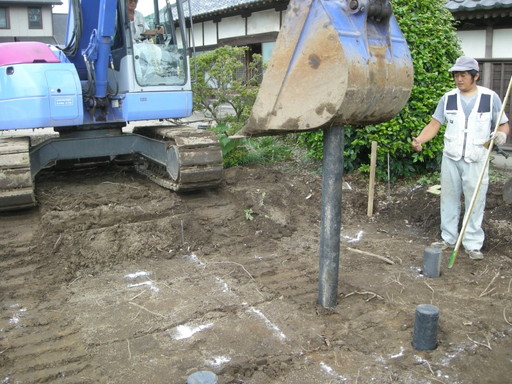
[192,23,203,47]
[247,9,280,35]
[203,20,217,46]
[492,29,512,58]
[457,30,486,59]
[218,15,245,39]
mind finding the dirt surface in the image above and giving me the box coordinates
[1,158,511,384]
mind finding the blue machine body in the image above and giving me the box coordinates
[0,0,192,131]
[0,59,84,130]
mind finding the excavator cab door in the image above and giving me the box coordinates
[123,0,188,87]
[105,0,193,121]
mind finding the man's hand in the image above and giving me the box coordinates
[492,131,507,146]
[143,26,164,36]
[412,137,422,152]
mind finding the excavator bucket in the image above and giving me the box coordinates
[234,0,413,137]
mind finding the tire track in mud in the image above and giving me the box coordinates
[0,172,218,384]
[1,163,511,383]
[0,217,92,383]
[210,231,322,307]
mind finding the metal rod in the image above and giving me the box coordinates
[318,125,344,308]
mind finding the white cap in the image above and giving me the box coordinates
[448,56,479,72]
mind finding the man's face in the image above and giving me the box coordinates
[453,71,478,93]
[128,0,138,11]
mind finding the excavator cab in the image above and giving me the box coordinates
[62,0,193,123]
[124,1,186,88]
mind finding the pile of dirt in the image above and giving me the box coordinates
[1,160,511,384]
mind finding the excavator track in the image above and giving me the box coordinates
[0,137,36,212]
[133,126,223,191]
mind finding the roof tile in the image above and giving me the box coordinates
[191,1,512,16]
[189,0,275,17]
[0,0,61,4]
[445,0,512,11]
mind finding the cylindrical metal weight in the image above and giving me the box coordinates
[412,304,440,350]
[423,247,441,278]
[187,371,218,384]
[318,126,344,308]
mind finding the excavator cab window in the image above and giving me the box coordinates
[128,0,187,87]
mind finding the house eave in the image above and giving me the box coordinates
[0,0,62,5]
[191,0,288,23]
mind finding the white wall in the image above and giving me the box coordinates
[457,28,512,59]
[457,30,486,59]
[192,8,282,48]
[492,29,512,58]
[0,6,53,37]
[203,20,217,46]
[247,9,280,35]
[191,23,203,46]
[218,15,245,39]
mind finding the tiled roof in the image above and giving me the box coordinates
[190,0,258,15]
[189,0,284,18]
[192,1,512,18]
[445,0,512,12]
[0,0,62,4]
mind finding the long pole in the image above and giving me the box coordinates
[448,74,512,268]
[367,141,378,217]
[318,125,344,307]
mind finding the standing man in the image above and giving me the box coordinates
[412,56,510,260]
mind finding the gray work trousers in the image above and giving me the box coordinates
[440,155,488,251]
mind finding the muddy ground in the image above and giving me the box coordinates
[1,155,511,384]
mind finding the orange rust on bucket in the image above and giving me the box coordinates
[233,0,413,138]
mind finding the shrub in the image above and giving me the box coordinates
[300,0,462,181]
[192,46,292,167]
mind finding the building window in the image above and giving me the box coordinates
[0,8,9,29]
[28,7,43,29]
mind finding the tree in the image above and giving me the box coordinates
[192,46,292,167]
[192,46,261,126]
[300,0,462,180]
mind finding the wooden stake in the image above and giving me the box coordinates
[367,141,378,217]
[346,247,394,265]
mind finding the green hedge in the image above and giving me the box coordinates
[300,0,462,181]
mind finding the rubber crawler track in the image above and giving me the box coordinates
[0,137,36,212]
[133,126,223,191]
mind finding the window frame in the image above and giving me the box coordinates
[28,6,43,29]
[0,7,10,29]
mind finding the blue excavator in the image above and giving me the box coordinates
[0,0,413,211]
[0,0,224,211]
